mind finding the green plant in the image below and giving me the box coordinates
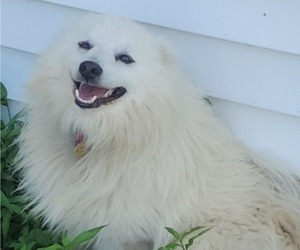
[158,226,212,250]
[39,226,107,250]
[1,82,57,249]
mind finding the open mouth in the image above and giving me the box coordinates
[73,81,127,108]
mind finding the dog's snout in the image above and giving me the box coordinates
[79,61,103,81]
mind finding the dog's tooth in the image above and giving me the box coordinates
[104,89,114,98]
[76,90,87,103]
[75,89,80,98]
[78,95,84,102]
[78,95,87,104]
[91,95,97,103]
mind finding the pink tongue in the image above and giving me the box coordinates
[79,83,108,99]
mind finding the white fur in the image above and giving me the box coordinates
[18,14,300,250]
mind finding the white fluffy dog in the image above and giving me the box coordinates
[18,14,300,250]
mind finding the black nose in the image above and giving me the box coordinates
[79,61,103,81]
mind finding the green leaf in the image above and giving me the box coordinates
[61,232,71,247]
[5,126,22,139]
[184,227,212,249]
[38,243,65,250]
[1,82,7,96]
[158,242,181,250]
[1,82,8,106]
[6,110,25,129]
[1,190,22,214]
[181,226,205,239]
[164,227,182,242]
[27,228,57,248]
[1,119,5,129]
[66,226,107,249]
[20,244,29,250]
[2,144,20,168]
[1,208,12,240]
[9,195,24,204]
[1,171,15,181]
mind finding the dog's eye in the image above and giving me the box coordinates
[115,54,135,64]
[78,41,93,50]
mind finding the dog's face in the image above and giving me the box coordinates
[69,16,154,110]
[30,15,181,136]
[44,15,175,110]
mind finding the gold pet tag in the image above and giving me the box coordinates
[74,142,87,159]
